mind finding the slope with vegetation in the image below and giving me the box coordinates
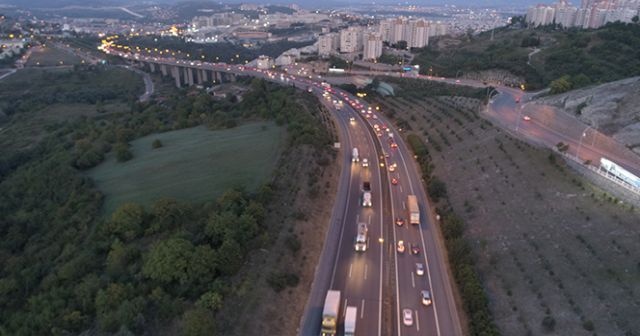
[412,21,640,91]
[0,66,335,335]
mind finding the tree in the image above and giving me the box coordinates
[632,15,639,23]
[108,203,145,241]
[152,139,163,149]
[196,291,223,311]
[394,40,408,50]
[181,308,215,336]
[114,142,133,162]
[427,177,448,202]
[142,238,194,284]
[549,75,572,94]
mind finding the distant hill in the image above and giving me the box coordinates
[412,21,640,91]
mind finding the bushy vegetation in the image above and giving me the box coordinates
[0,68,331,335]
[381,76,488,100]
[0,66,142,119]
[405,133,498,336]
[412,22,640,90]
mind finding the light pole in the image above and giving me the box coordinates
[515,105,525,131]
[576,126,592,160]
[455,70,462,78]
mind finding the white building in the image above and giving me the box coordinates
[555,6,578,27]
[340,26,363,54]
[363,31,383,60]
[318,33,339,57]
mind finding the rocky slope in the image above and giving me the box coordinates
[534,77,640,154]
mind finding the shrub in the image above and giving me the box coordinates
[542,316,556,332]
[152,139,163,149]
[266,272,299,292]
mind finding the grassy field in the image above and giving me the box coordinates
[26,46,82,66]
[375,94,640,336]
[89,122,285,214]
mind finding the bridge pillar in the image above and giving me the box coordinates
[229,73,236,82]
[171,66,181,88]
[149,62,156,73]
[196,68,203,84]
[212,71,220,84]
[160,64,168,76]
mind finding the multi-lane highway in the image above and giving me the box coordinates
[104,48,459,336]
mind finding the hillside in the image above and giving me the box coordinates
[412,21,640,90]
[532,76,640,155]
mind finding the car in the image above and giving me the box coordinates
[421,290,432,306]
[349,117,356,124]
[515,97,520,103]
[389,165,395,172]
[411,244,420,255]
[376,132,382,137]
[391,178,398,185]
[416,263,424,276]
[362,158,369,167]
[395,218,404,226]
[397,240,405,253]
[390,142,398,148]
[402,309,413,326]
[455,79,461,83]
[373,114,378,119]
[523,115,531,121]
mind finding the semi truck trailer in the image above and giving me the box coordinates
[407,195,420,225]
[321,290,341,336]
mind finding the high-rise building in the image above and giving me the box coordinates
[527,0,639,29]
[363,31,383,60]
[318,33,339,58]
[340,27,363,53]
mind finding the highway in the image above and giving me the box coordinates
[104,48,463,336]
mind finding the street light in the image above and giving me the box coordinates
[515,105,525,131]
[576,126,592,160]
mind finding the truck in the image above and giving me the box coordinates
[362,182,372,207]
[344,306,357,336]
[354,222,368,252]
[321,290,341,336]
[352,147,359,163]
[407,195,420,225]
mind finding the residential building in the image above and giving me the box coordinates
[340,26,362,53]
[318,33,339,57]
[363,31,383,60]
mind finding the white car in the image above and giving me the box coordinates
[416,263,424,276]
[397,240,405,253]
[402,309,413,326]
[362,158,369,167]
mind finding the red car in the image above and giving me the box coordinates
[395,218,405,226]
[391,178,398,185]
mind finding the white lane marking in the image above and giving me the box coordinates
[349,263,353,278]
[416,309,420,332]
[402,201,406,210]
[361,299,365,319]
[400,185,403,193]
[411,272,415,288]
[364,264,368,280]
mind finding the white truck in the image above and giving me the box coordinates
[321,290,341,336]
[407,195,420,225]
[362,181,372,207]
[344,306,357,336]
[352,147,359,163]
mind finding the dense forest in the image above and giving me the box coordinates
[412,21,640,90]
[0,67,332,335]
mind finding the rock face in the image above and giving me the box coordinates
[534,77,640,154]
